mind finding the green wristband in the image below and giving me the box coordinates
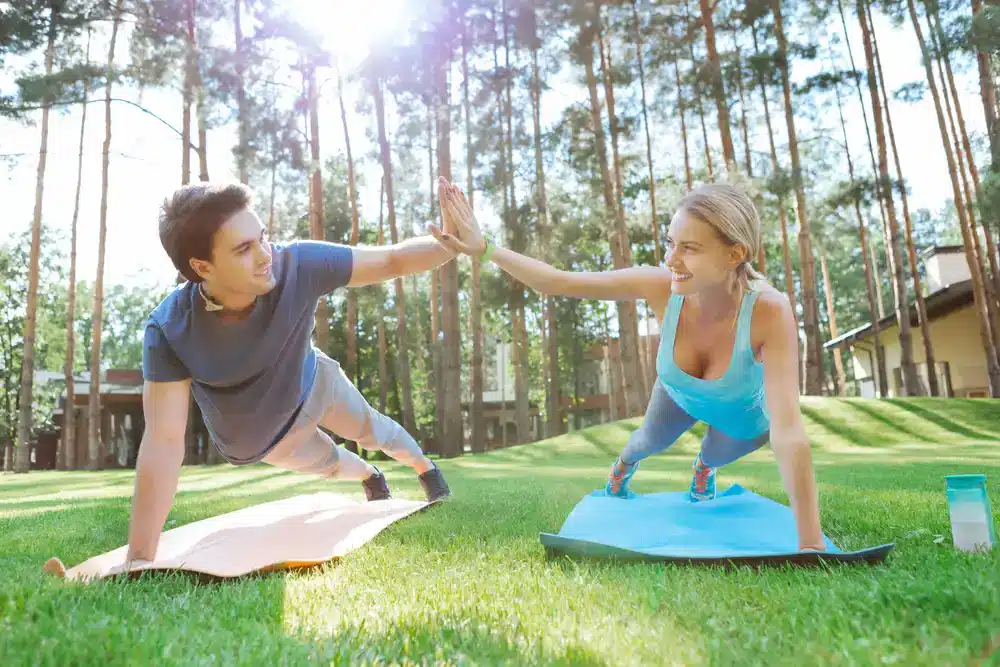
[480,237,496,263]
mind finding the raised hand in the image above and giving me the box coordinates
[430,178,487,257]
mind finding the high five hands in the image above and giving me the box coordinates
[430,177,487,258]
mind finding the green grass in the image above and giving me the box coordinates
[2,397,1000,666]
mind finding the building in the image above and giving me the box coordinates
[824,245,991,398]
[461,330,661,446]
[37,369,211,469]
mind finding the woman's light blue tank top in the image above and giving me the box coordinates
[655,290,769,439]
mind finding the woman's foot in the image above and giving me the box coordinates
[689,456,716,502]
[605,457,639,498]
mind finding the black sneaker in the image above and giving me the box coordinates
[418,462,451,502]
[362,467,392,501]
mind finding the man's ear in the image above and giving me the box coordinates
[189,257,212,281]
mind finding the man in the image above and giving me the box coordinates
[124,182,452,568]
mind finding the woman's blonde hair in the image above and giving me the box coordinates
[677,183,764,292]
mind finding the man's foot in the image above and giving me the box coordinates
[362,466,392,501]
[418,462,451,502]
[605,457,639,498]
[689,456,716,502]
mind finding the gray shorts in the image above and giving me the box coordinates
[262,351,420,476]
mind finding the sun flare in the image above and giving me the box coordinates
[284,0,413,67]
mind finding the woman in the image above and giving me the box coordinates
[432,178,824,551]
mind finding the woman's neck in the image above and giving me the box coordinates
[685,278,742,324]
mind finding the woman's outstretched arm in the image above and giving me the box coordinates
[431,178,671,304]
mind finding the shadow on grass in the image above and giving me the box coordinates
[839,399,935,444]
[800,404,891,447]
[885,399,1000,442]
[579,430,623,459]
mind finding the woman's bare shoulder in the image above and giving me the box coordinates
[750,283,796,343]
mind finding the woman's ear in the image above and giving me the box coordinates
[728,244,748,269]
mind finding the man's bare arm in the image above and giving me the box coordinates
[125,379,191,564]
[346,237,455,288]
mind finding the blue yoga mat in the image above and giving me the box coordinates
[540,485,894,566]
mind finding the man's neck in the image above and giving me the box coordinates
[200,282,256,314]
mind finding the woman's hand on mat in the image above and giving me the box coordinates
[430,178,486,257]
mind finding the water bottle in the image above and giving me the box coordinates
[946,474,995,553]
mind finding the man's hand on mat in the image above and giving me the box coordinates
[107,557,152,577]
[430,178,486,257]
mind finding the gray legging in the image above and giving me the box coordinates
[620,381,769,468]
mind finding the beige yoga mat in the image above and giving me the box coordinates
[44,493,433,581]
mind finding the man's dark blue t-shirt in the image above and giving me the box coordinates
[141,241,353,464]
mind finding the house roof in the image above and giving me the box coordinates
[824,279,974,349]
[921,244,965,258]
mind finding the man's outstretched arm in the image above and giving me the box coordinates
[125,379,191,565]
[346,236,455,288]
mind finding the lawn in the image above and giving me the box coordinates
[2,397,1000,666]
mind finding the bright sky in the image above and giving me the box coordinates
[0,6,988,290]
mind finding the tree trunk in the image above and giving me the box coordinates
[630,0,660,264]
[819,252,846,396]
[857,0,921,396]
[604,312,625,421]
[432,22,461,458]
[90,0,126,469]
[673,54,694,191]
[492,15,512,447]
[733,41,766,273]
[426,103,444,450]
[234,0,248,184]
[338,70,360,382]
[65,31,91,470]
[927,12,1000,351]
[268,159,276,239]
[307,62,329,353]
[197,85,209,181]
[373,80,419,432]
[693,77,714,177]
[463,17,485,452]
[773,1,823,395]
[907,0,1000,396]
[377,177,389,414]
[972,0,1000,236]
[868,4,937,395]
[837,0,890,323]
[408,275,430,386]
[832,60,888,396]
[581,21,640,418]
[684,0,714,180]
[502,4,531,443]
[528,9,561,437]
[931,8,1000,312]
[753,20,804,388]
[582,33,628,417]
[14,6,57,473]
[735,45,753,181]
[699,0,736,172]
[596,13,647,410]
[182,0,195,184]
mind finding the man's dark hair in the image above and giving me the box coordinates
[158,183,254,283]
